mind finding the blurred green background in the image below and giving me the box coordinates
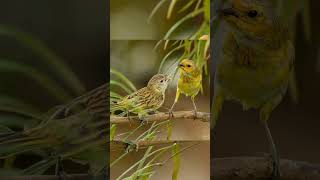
[110,0,209,39]
[0,1,107,110]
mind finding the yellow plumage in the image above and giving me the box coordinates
[212,0,295,177]
[169,59,202,117]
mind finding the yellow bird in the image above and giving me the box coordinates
[212,0,295,177]
[116,74,170,121]
[169,59,202,117]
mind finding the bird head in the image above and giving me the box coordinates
[218,0,286,41]
[179,59,196,74]
[147,74,171,93]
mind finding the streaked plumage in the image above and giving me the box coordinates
[116,74,170,120]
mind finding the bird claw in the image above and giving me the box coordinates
[124,140,135,153]
[271,159,281,179]
[168,110,174,119]
[263,153,281,179]
[138,117,148,125]
[193,110,198,120]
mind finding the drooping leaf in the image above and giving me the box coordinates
[0,25,85,95]
[110,124,117,141]
[0,60,73,102]
[164,8,204,39]
[167,0,178,19]
[172,143,181,180]
[111,69,137,92]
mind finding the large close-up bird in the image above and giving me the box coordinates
[212,0,295,178]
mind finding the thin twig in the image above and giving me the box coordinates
[111,139,209,150]
[111,111,210,125]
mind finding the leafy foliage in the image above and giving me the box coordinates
[149,0,210,39]
[0,25,87,175]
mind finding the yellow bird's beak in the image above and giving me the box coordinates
[179,63,185,71]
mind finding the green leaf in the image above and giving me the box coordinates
[178,0,196,13]
[110,92,123,99]
[164,8,204,39]
[148,0,168,23]
[135,147,153,179]
[0,60,73,102]
[111,69,137,92]
[0,95,42,116]
[0,25,85,95]
[0,115,39,129]
[167,121,173,140]
[204,0,210,21]
[172,143,181,180]
[0,125,14,134]
[110,80,133,94]
[158,45,184,73]
[167,0,178,19]
[110,124,117,141]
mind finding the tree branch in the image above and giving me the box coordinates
[111,139,209,150]
[212,157,320,180]
[110,111,210,125]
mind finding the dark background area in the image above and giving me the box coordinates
[0,0,108,174]
[0,0,108,110]
[213,1,320,164]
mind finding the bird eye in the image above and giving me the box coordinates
[187,64,191,67]
[160,80,164,83]
[247,10,258,18]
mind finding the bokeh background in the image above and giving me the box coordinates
[110,0,208,39]
[213,0,320,165]
[110,40,210,179]
[0,0,107,174]
[0,0,107,109]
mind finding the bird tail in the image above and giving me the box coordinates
[0,132,49,158]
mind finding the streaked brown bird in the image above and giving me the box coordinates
[115,74,170,121]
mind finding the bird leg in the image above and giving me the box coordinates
[138,113,148,124]
[191,97,198,120]
[126,110,132,126]
[168,89,181,118]
[168,102,176,118]
[260,95,282,178]
[262,120,280,179]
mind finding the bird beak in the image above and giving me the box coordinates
[165,75,172,81]
[179,64,185,71]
